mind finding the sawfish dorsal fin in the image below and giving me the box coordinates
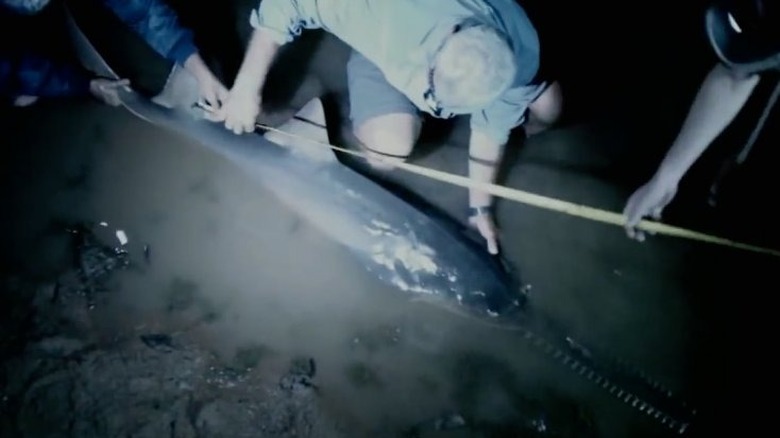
[263,98,336,164]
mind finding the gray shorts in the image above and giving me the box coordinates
[346,50,418,128]
[346,49,549,129]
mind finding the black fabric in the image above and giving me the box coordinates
[65,0,173,96]
[512,0,561,84]
[706,0,780,73]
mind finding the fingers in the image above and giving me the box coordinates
[486,233,499,255]
[625,203,666,242]
[203,107,225,122]
[625,211,650,242]
[89,78,131,107]
[470,214,500,255]
[216,84,230,104]
[104,92,122,107]
[102,78,131,91]
[200,79,230,111]
[199,85,257,135]
[623,195,644,240]
[113,78,131,89]
[226,119,253,135]
[482,218,500,255]
[202,102,251,134]
[225,118,245,135]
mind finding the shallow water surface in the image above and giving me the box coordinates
[2,102,682,437]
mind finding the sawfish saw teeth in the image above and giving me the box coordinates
[541,341,693,434]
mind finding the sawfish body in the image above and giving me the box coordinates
[116,88,526,320]
[63,0,526,320]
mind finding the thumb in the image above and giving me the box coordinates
[104,78,131,89]
[487,236,499,255]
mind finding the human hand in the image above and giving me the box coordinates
[12,95,40,107]
[195,73,229,111]
[205,85,261,135]
[623,174,679,241]
[468,207,499,255]
[89,78,130,107]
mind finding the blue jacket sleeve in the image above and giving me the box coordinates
[1,52,91,99]
[0,0,52,15]
[101,0,198,66]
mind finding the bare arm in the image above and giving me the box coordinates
[212,0,321,133]
[468,129,505,209]
[653,63,760,184]
[466,129,507,254]
[230,27,281,97]
[234,0,323,95]
[623,62,761,238]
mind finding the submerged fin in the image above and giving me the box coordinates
[263,98,336,164]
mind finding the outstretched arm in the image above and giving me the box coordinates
[467,128,506,255]
[623,63,760,239]
[467,83,545,255]
[652,63,759,183]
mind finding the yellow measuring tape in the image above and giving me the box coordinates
[246,115,780,258]
[257,122,780,258]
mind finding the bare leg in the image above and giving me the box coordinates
[353,112,422,171]
[525,81,563,136]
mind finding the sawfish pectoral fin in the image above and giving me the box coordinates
[263,98,336,164]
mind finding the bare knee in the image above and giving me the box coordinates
[354,113,421,170]
[526,81,563,135]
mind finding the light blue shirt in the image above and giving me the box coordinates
[250,0,541,145]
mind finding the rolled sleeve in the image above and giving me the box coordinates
[249,0,322,45]
[469,83,546,145]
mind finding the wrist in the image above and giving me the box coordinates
[653,165,684,187]
[183,53,213,81]
[469,188,493,209]
[232,72,264,98]
[468,205,494,218]
[231,28,278,95]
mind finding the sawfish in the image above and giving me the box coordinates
[63,7,697,434]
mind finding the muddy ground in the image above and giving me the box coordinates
[0,223,598,437]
